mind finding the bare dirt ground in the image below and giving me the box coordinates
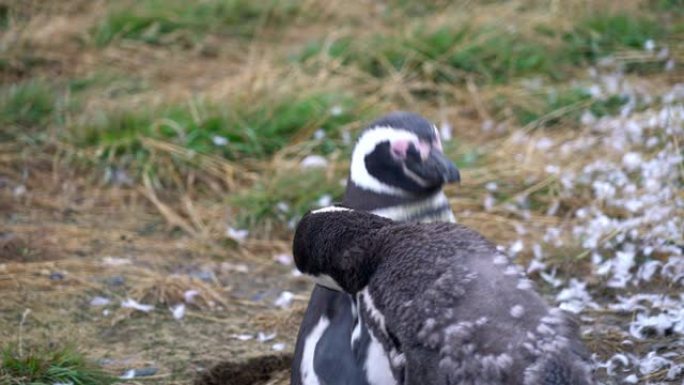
[0,167,306,384]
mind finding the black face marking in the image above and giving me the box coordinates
[356,111,458,196]
[364,139,459,195]
[364,141,433,194]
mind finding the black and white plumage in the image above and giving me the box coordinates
[293,208,596,385]
[291,112,460,385]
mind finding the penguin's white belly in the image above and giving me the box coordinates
[364,329,397,385]
[302,316,330,385]
[360,288,397,385]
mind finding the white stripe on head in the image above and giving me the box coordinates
[402,166,430,187]
[350,126,421,196]
[310,206,352,214]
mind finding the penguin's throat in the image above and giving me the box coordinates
[342,182,454,223]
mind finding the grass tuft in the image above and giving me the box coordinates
[0,4,9,30]
[295,37,354,64]
[0,345,116,385]
[649,0,684,13]
[93,0,303,46]
[298,11,674,84]
[298,25,557,84]
[0,81,55,130]
[76,93,360,159]
[231,168,346,230]
[508,87,629,128]
[564,13,666,64]
[69,92,366,184]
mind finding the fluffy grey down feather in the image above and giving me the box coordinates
[293,208,596,385]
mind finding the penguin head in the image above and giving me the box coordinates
[350,111,460,196]
[292,206,393,293]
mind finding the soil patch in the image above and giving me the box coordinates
[195,353,293,385]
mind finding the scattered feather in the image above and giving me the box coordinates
[257,332,276,342]
[171,303,185,320]
[102,256,131,266]
[231,334,253,341]
[300,155,328,169]
[274,254,293,266]
[316,194,332,207]
[89,296,110,307]
[183,289,199,303]
[121,298,154,313]
[211,135,229,146]
[274,291,294,309]
[226,227,249,242]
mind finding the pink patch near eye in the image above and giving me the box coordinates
[390,139,410,159]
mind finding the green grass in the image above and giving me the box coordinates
[75,92,362,159]
[0,80,57,142]
[650,0,684,13]
[381,0,454,18]
[297,25,556,84]
[504,87,629,128]
[0,345,116,385]
[0,4,9,30]
[93,0,303,46]
[296,12,672,84]
[563,13,666,63]
[295,37,354,64]
[0,77,142,144]
[231,168,346,230]
[0,81,56,128]
[68,92,367,185]
[67,72,148,96]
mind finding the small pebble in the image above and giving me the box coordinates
[190,270,215,283]
[49,272,64,281]
[105,276,125,286]
[120,367,158,379]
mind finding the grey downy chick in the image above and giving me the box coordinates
[293,207,596,385]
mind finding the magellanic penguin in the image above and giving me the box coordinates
[293,208,596,385]
[290,112,461,385]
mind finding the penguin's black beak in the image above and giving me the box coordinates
[404,147,460,187]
